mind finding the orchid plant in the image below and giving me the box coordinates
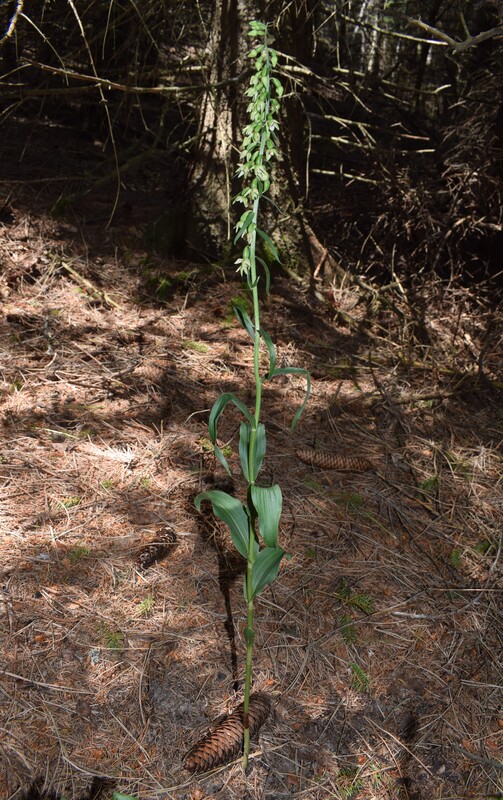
[195,20,310,770]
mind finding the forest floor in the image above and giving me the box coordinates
[1,175,502,800]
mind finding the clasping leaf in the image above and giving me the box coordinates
[195,490,250,559]
[234,306,255,339]
[251,484,282,547]
[245,545,285,598]
[239,422,266,482]
[208,393,253,474]
[257,228,281,263]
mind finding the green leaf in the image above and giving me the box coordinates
[259,327,276,377]
[239,421,251,481]
[251,484,282,547]
[249,20,266,34]
[246,271,260,290]
[349,593,374,615]
[244,626,255,645]
[195,490,249,559]
[213,443,232,475]
[257,228,281,263]
[112,794,138,800]
[240,423,266,483]
[256,255,271,294]
[234,305,255,339]
[251,546,285,597]
[350,662,370,693]
[341,613,356,644]
[208,393,253,474]
[251,423,266,481]
[269,367,311,430]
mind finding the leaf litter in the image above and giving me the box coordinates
[0,208,502,800]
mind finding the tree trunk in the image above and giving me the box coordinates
[187,0,328,280]
[186,0,244,257]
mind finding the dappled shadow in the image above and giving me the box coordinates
[1,195,501,800]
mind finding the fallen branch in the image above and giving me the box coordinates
[59,260,122,310]
[452,743,503,772]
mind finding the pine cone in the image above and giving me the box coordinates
[296,449,374,472]
[184,692,271,773]
[137,526,177,570]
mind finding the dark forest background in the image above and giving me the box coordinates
[1,0,502,291]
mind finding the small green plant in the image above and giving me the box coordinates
[143,269,173,300]
[302,475,324,491]
[341,612,357,644]
[103,629,124,652]
[198,436,214,452]
[137,594,154,617]
[223,293,253,325]
[195,20,310,771]
[139,476,151,488]
[200,435,234,460]
[61,496,81,509]
[69,545,90,564]
[450,548,462,568]
[100,479,113,490]
[419,474,439,493]
[336,582,372,644]
[156,277,172,299]
[369,760,386,791]
[112,793,138,800]
[337,766,363,799]
[351,662,370,692]
[184,340,209,353]
[336,581,374,614]
[335,492,364,511]
[445,450,470,475]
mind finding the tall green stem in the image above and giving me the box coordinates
[225,20,285,771]
[195,20,308,776]
[242,55,272,757]
[243,200,262,770]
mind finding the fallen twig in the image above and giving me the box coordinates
[60,260,122,309]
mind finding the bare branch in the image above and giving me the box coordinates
[317,10,450,47]
[404,15,503,53]
[19,58,248,96]
[0,0,24,49]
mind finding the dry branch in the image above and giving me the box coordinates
[0,0,24,48]
[60,261,122,309]
[404,16,503,52]
[20,58,250,96]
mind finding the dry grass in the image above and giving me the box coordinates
[0,210,502,800]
